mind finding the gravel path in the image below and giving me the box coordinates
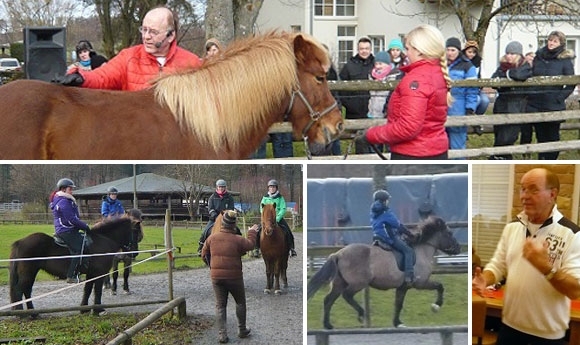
[0,233,304,345]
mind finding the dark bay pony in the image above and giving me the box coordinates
[103,210,144,295]
[260,203,289,295]
[10,217,141,316]
[0,31,343,159]
[307,216,461,329]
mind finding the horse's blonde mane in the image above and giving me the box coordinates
[154,32,308,152]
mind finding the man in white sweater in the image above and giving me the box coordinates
[473,167,580,345]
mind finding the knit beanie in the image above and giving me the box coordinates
[222,210,237,228]
[446,37,462,51]
[388,38,404,51]
[375,51,391,64]
[505,41,523,55]
[463,40,479,51]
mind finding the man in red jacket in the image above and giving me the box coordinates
[61,7,201,91]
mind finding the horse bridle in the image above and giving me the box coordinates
[284,89,338,159]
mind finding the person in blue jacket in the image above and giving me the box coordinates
[445,37,479,154]
[50,178,91,283]
[371,189,416,286]
[101,186,125,218]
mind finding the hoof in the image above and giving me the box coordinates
[396,323,407,328]
[263,289,271,294]
[111,290,117,296]
[431,303,441,313]
[274,289,282,295]
[323,323,333,330]
[123,289,132,295]
[94,310,108,316]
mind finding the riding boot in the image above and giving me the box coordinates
[197,241,204,254]
[236,301,250,338]
[286,231,297,257]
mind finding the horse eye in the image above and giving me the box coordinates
[315,75,325,83]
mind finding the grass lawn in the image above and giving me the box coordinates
[307,273,468,329]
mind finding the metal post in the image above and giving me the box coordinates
[440,330,453,345]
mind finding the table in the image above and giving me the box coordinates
[478,289,580,344]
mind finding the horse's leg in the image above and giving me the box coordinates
[415,279,445,312]
[111,258,119,295]
[341,290,365,325]
[322,276,347,329]
[92,277,106,316]
[80,279,93,314]
[393,285,411,327]
[122,257,131,294]
[264,259,273,294]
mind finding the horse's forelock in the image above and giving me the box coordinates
[154,32,299,152]
[93,217,132,234]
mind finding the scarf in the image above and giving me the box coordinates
[539,45,564,60]
[79,59,91,68]
[216,189,226,197]
[268,190,280,198]
[371,66,392,80]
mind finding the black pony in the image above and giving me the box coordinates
[10,216,142,316]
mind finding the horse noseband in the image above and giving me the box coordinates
[284,89,338,138]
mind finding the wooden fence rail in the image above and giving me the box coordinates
[307,325,468,345]
[106,297,187,345]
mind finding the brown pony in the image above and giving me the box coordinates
[0,31,343,159]
[260,203,289,295]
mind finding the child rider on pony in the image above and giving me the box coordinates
[371,189,416,286]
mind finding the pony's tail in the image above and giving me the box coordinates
[307,253,339,300]
[9,242,22,304]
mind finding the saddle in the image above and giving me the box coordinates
[53,233,93,273]
[372,236,416,272]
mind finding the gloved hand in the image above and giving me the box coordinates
[466,108,475,115]
[209,210,218,221]
[54,72,84,87]
[353,129,369,147]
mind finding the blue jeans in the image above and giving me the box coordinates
[251,133,294,158]
[476,91,490,115]
[390,237,414,278]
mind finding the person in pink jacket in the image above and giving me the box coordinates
[61,7,201,91]
[356,24,452,159]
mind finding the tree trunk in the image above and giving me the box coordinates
[233,0,264,38]
[205,0,235,45]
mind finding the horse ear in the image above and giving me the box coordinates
[293,34,312,66]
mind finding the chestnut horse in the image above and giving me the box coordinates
[9,217,142,317]
[260,203,289,295]
[0,32,343,159]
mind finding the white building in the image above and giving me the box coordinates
[256,0,580,77]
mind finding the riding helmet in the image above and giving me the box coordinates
[373,190,391,202]
[216,179,227,187]
[57,178,76,190]
[268,179,279,187]
[107,186,118,194]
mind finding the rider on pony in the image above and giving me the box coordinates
[253,179,297,258]
[50,178,92,284]
[370,189,415,286]
[101,186,125,219]
[197,179,239,253]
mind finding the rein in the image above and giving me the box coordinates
[284,89,338,159]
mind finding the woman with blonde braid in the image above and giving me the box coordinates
[355,24,452,159]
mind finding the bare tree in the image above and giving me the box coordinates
[204,0,263,44]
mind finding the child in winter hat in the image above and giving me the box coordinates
[367,51,393,119]
[505,41,523,55]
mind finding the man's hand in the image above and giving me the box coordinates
[54,72,84,87]
[523,238,552,274]
[353,129,369,147]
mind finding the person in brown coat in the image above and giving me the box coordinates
[201,210,258,343]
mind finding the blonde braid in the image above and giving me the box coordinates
[440,55,454,106]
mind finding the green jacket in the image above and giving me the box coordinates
[260,192,286,223]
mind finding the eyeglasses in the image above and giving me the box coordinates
[520,187,552,195]
[139,26,165,36]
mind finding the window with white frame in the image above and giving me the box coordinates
[369,35,385,55]
[314,0,355,17]
[337,26,356,70]
[472,164,512,265]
